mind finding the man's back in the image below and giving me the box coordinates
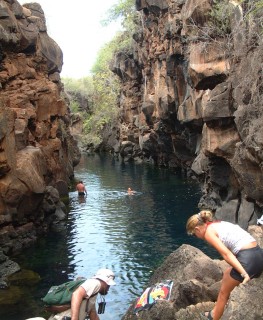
[76,181,87,195]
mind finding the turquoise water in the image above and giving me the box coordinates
[1,154,218,320]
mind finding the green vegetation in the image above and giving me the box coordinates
[63,0,137,149]
[244,0,263,33]
[245,0,263,14]
[62,77,94,96]
[187,0,263,48]
[83,41,120,147]
[208,0,233,36]
[63,41,120,148]
[102,0,140,54]
[208,0,263,34]
[102,0,137,31]
[70,100,80,113]
[62,77,94,114]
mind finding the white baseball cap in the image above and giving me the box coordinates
[92,268,116,285]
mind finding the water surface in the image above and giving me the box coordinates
[1,154,217,320]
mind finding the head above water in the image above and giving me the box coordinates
[92,268,116,286]
[186,210,214,236]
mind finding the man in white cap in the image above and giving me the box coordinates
[47,268,115,320]
[70,268,116,320]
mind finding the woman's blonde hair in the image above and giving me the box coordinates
[186,210,213,235]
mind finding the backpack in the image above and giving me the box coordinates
[42,278,86,305]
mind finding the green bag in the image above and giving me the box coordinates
[42,278,86,305]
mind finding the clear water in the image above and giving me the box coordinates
[0,153,218,320]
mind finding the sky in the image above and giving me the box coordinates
[18,0,121,78]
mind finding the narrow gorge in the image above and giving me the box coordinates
[0,0,263,319]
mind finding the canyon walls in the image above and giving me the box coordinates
[0,0,80,254]
[111,0,263,226]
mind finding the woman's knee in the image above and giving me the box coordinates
[219,268,239,297]
[223,267,232,277]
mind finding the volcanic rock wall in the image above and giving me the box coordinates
[111,0,263,226]
[0,0,80,254]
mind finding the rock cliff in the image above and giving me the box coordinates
[111,1,263,225]
[0,0,80,256]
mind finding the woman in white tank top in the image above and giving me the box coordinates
[186,210,263,320]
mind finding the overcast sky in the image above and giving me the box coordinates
[18,0,121,78]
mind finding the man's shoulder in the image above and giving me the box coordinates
[81,279,101,297]
[81,278,101,294]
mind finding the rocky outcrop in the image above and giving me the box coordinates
[0,0,80,257]
[0,250,20,288]
[111,0,263,225]
[122,239,263,320]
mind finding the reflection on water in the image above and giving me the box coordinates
[1,154,218,320]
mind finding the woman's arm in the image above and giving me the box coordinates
[204,228,250,283]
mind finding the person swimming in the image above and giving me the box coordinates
[127,187,134,195]
[76,181,87,196]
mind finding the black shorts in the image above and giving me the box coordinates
[230,245,263,282]
[78,192,85,196]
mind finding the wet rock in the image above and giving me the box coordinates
[0,280,8,289]
[8,269,41,286]
[0,258,20,280]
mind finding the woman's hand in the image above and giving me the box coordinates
[242,273,250,284]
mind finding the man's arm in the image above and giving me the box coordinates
[71,286,87,320]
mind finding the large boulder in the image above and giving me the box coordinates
[122,244,227,320]
[122,243,263,320]
[222,276,263,320]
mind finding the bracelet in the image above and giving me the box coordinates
[241,272,248,278]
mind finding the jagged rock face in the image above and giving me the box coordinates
[111,0,263,224]
[0,0,80,253]
[122,241,263,320]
